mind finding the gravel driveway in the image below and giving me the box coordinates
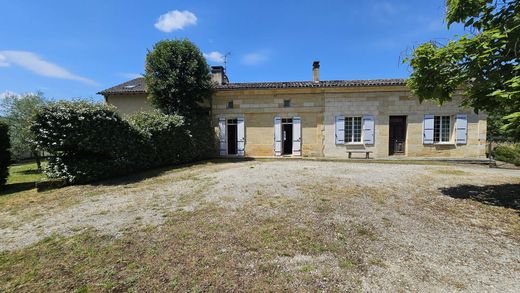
[1,159,519,292]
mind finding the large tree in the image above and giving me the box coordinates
[405,0,520,140]
[1,92,47,169]
[144,39,214,117]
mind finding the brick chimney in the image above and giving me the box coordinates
[312,61,320,83]
[211,66,228,85]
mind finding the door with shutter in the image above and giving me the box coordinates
[292,117,301,156]
[335,116,345,144]
[237,117,245,155]
[274,117,282,156]
[455,114,468,144]
[423,115,434,144]
[218,118,227,155]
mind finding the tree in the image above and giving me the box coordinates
[1,92,47,169]
[144,39,214,117]
[405,0,520,140]
[0,121,10,187]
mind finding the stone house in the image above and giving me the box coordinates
[99,62,487,158]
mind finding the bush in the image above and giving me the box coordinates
[493,144,520,166]
[0,121,11,186]
[31,101,216,184]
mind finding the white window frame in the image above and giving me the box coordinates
[434,115,451,143]
[344,116,363,144]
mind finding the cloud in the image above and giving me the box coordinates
[203,51,225,63]
[0,55,8,67]
[0,51,97,85]
[119,72,142,79]
[154,10,197,33]
[242,51,270,66]
[371,1,398,16]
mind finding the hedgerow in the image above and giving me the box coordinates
[0,121,11,187]
[31,101,215,184]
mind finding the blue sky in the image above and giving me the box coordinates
[0,0,464,102]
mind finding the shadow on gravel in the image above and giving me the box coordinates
[92,157,255,187]
[440,184,520,213]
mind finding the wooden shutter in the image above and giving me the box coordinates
[274,116,282,156]
[292,117,301,156]
[423,115,434,144]
[218,118,227,155]
[362,115,375,145]
[335,116,345,144]
[455,114,468,144]
[237,117,245,155]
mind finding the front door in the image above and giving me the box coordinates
[227,120,238,155]
[282,119,293,155]
[389,116,406,155]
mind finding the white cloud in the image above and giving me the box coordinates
[0,51,97,85]
[242,51,270,66]
[154,10,197,33]
[0,54,9,67]
[371,1,397,16]
[119,72,142,79]
[203,51,225,63]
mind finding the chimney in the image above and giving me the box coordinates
[211,66,228,85]
[312,61,320,83]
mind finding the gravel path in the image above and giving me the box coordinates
[1,160,519,291]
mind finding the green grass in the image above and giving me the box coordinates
[0,160,47,196]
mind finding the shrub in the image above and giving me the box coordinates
[493,144,520,166]
[128,111,195,165]
[32,101,154,183]
[0,121,11,186]
[31,101,216,184]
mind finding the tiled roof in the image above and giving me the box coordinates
[98,78,146,95]
[214,79,406,90]
[98,77,406,95]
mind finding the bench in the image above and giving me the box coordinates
[347,150,373,159]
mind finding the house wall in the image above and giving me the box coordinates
[105,94,153,114]
[212,89,325,157]
[322,90,487,158]
[105,86,487,158]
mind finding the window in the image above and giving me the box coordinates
[226,101,234,109]
[434,116,450,142]
[281,118,293,123]
[283,99,291,107]
[227,118,238,124]
[345,117,362,143]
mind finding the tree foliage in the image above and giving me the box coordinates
[405,0,520,140]
[144,39,213,117]
[0,92,47,165]
[0,121,10,187]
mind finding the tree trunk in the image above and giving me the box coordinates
[33,150,42,171]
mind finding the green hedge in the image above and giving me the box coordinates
[32,101,215,183]
[494,144,520,166]
[0,121,11,186]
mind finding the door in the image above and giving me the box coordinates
[227,120,238,155]
[282,120,293,155]
[389,116,407,155]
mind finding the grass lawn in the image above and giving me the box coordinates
[0,160,519,292]
[0,160,47,196]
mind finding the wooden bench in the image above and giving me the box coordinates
[347,150,373,159]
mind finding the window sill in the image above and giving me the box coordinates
[345,142,364,146]
[434,142,456,145]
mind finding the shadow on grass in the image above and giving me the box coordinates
[92,157,255,187]
[440,183,520,213]
[0,182,36,196]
